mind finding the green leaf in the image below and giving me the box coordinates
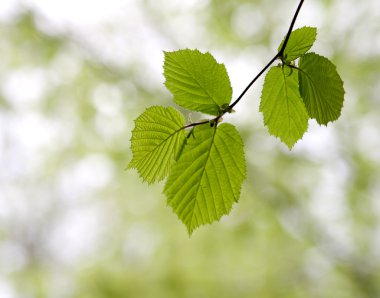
[128,106,186,183]
[164,123,246,234]
[298,53,345,125]
[164,49,232,116]
[278,27,317,62]
[260,66,309,149]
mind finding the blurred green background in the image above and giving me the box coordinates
[1,0,380,297]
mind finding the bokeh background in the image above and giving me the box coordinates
[1,0,380,297]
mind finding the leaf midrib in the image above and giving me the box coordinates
[281,67,292,142]
[134,126,184,170]
[189,125,218,230]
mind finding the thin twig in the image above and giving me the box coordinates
[184,0,305,129]
[184,120,210,128]
[229,0,304,110]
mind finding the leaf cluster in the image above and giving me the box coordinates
[129,49,246,234]
[261,27,345,148]
[128,26,345,234]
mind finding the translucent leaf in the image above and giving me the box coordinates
[260,66,309,149]
[278,27,317,62]
[128,106,186,183]
[164,123,246,234]
[164,49,232,116]
[298,53,345,125]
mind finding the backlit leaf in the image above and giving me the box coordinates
[164,49,232,116]
[298,53,345,125]
[128,106,186,183]
[260,66,309,149]
[278,27,317,62]
[164,123,246,234]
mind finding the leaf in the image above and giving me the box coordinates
[278,27,317,62]
[260,66,309,149]
[164,49,233,116]
[128,106,186,183]
[164,123,246,234]
[298,53,345,125]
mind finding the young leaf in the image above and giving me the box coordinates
[128,106,186,183]
[260,66,309,149]
[164,123,246,235]
[278,27,317,62]
[164,49,232,116]
[298,53,345,125]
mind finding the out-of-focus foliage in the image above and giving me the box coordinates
[1,1,380,298]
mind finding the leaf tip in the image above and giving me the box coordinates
[186,226,194,237]
[284,137,302,150]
